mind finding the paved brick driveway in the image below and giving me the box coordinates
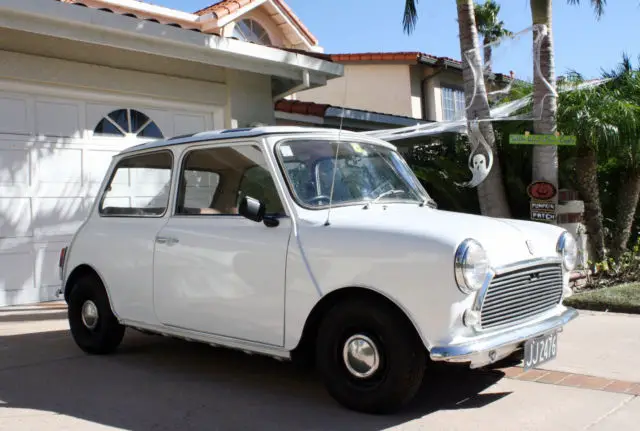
[0,303,638,430]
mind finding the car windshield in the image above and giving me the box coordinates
[276,139,432,208]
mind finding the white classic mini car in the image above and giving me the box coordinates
[59,126,579,414]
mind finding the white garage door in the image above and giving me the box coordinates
[0,84,222,306]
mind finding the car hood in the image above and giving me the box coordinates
[303,204,566,268]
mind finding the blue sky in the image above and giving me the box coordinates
[154,0,639,79]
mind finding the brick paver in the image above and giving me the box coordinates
[493,365,640,396]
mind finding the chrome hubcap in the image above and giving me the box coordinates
[81,300,99,330]
[342,334,380,378]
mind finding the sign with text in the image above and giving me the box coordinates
[530,201,557,222]
[510,134,577,146]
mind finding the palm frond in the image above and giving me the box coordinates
[403,0,419,34]
[566,0,607,20]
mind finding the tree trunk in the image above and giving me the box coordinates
[610,170,640,259]
[574,146,606,262]
[530,0,559,223]
[456,0,511,218]
[483,36,492,75]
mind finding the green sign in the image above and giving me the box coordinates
[509,134,577,146]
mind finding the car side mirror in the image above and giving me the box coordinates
[238,196,265,222]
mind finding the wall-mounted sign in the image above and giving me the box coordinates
[527,181,557,201]
[509,134,577,146]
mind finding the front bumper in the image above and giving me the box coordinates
[429,307,579,368]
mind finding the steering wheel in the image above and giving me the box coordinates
[307,195,332,205]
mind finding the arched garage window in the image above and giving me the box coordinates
[94,109,164,138]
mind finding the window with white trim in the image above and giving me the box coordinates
[441,87,466,121]
[94,109,164,139]
[232,19,272,45]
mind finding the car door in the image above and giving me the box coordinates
[85,149,175,323]
[152,141,292,347]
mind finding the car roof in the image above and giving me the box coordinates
[118,126,393,155]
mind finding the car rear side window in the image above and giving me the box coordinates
[99,151,173,217]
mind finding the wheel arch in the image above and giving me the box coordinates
[64,264,109,304]
[291,286,428,362]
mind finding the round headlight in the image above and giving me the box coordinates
[454,239,490,294]
[557,231,578,271]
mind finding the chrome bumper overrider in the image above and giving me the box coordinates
[429,307,579,368]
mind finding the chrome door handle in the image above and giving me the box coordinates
[156,236,179,245]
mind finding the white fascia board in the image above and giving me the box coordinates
[214,0,268,27]
[0,0,343,83]
[267,0,313,50]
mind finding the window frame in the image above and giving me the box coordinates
[172,140,289,218]
[97,149,175,219]
[231,18,272,46]
[272,137,430,212]
[441,86,466,121]
[93,108,165,139]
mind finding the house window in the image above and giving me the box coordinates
[441,87,466,121]
[232,19,272,45]
[94,109,164,139]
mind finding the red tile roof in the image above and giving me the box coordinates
[274,99,425,123]
[328,51,462,67]
[275,99,331,117]
[194,0,318,45]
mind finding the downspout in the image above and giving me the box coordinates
[273,70,311,101]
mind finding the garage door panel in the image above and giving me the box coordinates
[0,96,29,134]
[0,148,30,186]
[31,197,88,238]
[173,113,207,137]
[0,198,33,238]
[0,251,34,292]
[34,244,67,288]
[33,147,82,184]
[35,100,81,138]
[83,149,118,184]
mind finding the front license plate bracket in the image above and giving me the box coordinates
[523,331,558,371]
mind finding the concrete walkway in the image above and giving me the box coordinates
[0,303,638,430]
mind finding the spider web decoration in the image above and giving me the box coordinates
[366,25,560,189]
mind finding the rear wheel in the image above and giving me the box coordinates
[315,298,426,414]
[68,275,125,354]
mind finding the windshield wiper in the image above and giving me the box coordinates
[364,189,406,208]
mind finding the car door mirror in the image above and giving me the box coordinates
[238,196,265,222]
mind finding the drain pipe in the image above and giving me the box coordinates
[273,70,311,101]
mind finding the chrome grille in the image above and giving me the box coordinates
[480,263,563,330]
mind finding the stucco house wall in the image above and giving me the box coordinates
[295,64,416,118]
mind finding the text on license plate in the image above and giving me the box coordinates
[523,331,558,371]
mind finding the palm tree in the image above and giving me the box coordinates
[555,72,640,262]
[474,0,512,75]
[529,0,606,226]
[403,0,512,218]
[601,54,640,259]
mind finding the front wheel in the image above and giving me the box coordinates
[315,298,426,414]
[68,274,125,354]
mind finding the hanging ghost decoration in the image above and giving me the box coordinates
[457,120,494,188]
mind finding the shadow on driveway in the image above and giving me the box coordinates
[0,324,510,430]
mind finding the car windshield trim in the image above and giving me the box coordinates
[273,137,432,211]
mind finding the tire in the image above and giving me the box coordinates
[67,274,125,354]
[315,298,426,414]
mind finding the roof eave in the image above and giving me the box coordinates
[1,0,342,94]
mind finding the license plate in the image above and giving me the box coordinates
[523,331,558,371]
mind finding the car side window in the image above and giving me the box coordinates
[175,144,285,216]
[99,151,173,217]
